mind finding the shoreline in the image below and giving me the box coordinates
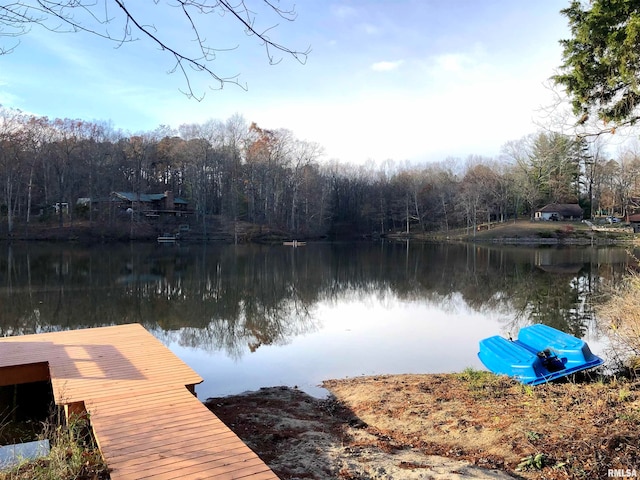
[0,218,636,245]
[205,372,640,480]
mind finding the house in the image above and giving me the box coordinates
[534,203,583,221]
[111,191,190,217]
[628,213,640,233]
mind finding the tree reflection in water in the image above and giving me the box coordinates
[0,242,633,357]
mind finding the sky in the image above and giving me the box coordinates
[0,1,574,165]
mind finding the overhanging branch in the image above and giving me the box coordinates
[1,1,310,99]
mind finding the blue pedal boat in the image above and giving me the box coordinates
[478,324,603,385]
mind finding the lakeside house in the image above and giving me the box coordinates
[628,214,640,233]
[534,203,583,221]
[110,191,190,217]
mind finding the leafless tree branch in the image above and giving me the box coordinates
[0,1,310,98]
[536,77,640,145]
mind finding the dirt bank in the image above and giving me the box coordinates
[206,371,640,479]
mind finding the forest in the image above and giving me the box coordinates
[0,105,639,239]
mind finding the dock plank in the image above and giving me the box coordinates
[0,324,279,480]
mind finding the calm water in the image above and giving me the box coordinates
[0,241,631,398]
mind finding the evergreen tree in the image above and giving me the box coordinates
[554,0,640,127]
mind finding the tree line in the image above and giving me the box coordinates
[0,105,638,238]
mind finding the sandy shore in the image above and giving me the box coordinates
[206,384,510,479]
[205,372,640,479]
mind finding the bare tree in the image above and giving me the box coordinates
[458,159,498,234]
[47,118,92,227]
[583,137,608,219]
[0,1,310,97]
[0,108,28,233]
[19,115,50,225]
[287,138,323,233]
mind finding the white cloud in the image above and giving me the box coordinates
[433,53,475,73]
[0,87,20,107]
[241,58,563,166]
[330,4,357,19]
[31,31,98,73]
[358,23,381,35]
[371,60,403,72]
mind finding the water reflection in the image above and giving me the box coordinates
[0,242,633,395]
[0,243,633,339]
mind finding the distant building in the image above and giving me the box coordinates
[111,191,190,217]
[628,213,640,233]
[53,202,69,215]
[534,203,583,221]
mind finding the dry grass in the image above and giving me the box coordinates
[207,373,640,479]
[0,412,108,480]
[324,372,640,479]
[596,271,640,373]
[413,219,635,243]
[469,220,601,241]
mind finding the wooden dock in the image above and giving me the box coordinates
[0,324,279,480]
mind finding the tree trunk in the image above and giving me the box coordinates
[26,166,33,224]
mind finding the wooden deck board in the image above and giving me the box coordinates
[110,444,252,471]
[0,324,279,480]
[136,456,270,480]
[116,450,267,478]
[89,411,232,438]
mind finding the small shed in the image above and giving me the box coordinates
[534,203,583,221]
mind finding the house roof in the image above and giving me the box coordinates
[112,192,188,205]
[536,203,583,216]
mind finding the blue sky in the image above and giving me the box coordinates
[0,1,571,164]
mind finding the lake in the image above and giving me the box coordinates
[0,241,632,398]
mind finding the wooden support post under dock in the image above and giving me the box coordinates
[0,324,279,480]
